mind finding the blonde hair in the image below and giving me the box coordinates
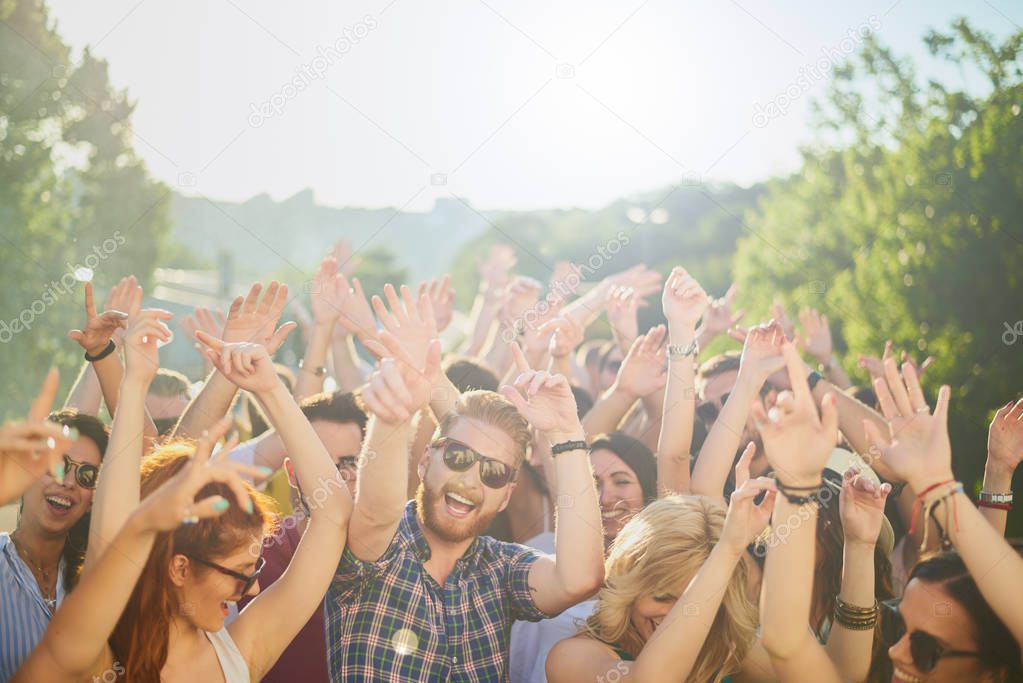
[436,390,531,466]
[583,496,758,683]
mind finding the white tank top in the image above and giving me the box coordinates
[204,628,249,683]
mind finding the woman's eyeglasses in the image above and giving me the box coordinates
[63,454,99,489]
[696,393,730,424]
[882,599,981,673]
[431,437,516,489]
[188,555,266,596]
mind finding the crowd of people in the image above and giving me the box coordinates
[0,241,1020,682]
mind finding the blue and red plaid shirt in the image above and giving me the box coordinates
[325,500,549,682]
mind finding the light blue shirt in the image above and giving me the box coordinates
[0,532,66,682]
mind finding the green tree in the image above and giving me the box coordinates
[734,20,1023,532]
[0,0,171,419]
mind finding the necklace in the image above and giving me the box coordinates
[11,531,59,613]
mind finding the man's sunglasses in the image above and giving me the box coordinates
[63,454,99,489]
[188,555,266,596]
[882,599,981,673]
[431,437,517,489]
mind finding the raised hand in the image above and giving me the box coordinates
[771,302,796,341]
[541,315,584,360]
[309,255,348,327]
[331,239,363,278]
[795,307,833,366]
[499,276,542,326]
[359,333,442,424]
[104,275,139,344]
[605,286,640,351]
[369,283,437,367]
[987,398,1023,477]
[613,325,667,399]
[700,283,744,337]
[195,333,280,395]
[418,274,455,333]
[67,282,129,356]
[839,467,892,546]
[333,276,377,341]
[135,419,268,530]
[858,340,934,381]
[752,343,839,486]
[604,264,662,301]
[478,243,517,289]
[720,444,778,551]
[862,358,952,491]
[500,343,582,443]
[122,287,173,384]
[222,281,297,354]
[549,261,583,302]
[661,266,709,329]
[0,369,76,504]
[738,321,787,387]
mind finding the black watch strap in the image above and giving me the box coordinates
[551,440,588,456]
[84,339,117,362]
[807,370,824,390]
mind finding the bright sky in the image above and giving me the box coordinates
[45,0,1020,211]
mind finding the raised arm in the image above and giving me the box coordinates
[348,333,442,562]
[825,469,892,683]
[65,280,128,415]
[192,334,354,679]
[14,428,265,683]
[981,398,1022,535]
[461,244,516,357]
[691,322,785,500]
[0,369,74,505]
[173,282,295,438]
[695,282,744,351]
[501,343,603,615]
[84,302,172,573]
[581,327,666,440]
[864,363,1023,645]
[757,343,844,683]
[295,255,347,401]
[657,266,709,496]
[796,308,852,390]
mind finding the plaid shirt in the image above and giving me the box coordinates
[325,501,548,682]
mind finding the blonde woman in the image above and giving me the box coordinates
[547,452,777,683]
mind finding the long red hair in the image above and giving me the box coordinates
[109,442,276,682]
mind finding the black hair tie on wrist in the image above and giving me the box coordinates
[551,440,588,456]
[84,339,117,362]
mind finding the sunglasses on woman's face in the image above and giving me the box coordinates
[62,454,99,489]
[188,555,266,597]
[883,599,982,674]
[431,437,516,489]
[696,392,730,424]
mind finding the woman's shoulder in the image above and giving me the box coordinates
[547,634,630,677]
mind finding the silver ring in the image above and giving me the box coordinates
[182,506,199,525]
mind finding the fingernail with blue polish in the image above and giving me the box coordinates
[213,498,230,512]
[246,498,254,514]
[257,466,274,477]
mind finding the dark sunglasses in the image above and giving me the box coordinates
[696,392,730,424]
[882,599,981,674]
[188,555,266,596]
[63,454,99,489]
[336,455,359,471]
[432,437,516,489]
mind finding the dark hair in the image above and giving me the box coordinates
[443,356,499,393]
[906,552,1022,681]
[148,368,191,397]
[696,351,741,385]
[597,341,621,372]
[849,385,879,411]
[570,384,594,420]
[589,432,657,505]
[47,410,109,593]
[300,391,368,435]
[248,364,297,437]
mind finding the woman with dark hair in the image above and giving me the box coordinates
[0,409,107,681]
[589,432,657,547]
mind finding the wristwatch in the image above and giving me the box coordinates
[666,339,699,360]
[298,359,327,376]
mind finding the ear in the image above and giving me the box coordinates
[417,450,430,482]
[168,554,190,587]
[496,481,518,513]
[283,457,298,489]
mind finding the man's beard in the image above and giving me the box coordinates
[415,481,495,543]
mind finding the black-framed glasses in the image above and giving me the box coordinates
[188,555,266,596]
[431,437,517,489]
[696,392,730,424]
[63,454,99,489]
[882,599,982,673]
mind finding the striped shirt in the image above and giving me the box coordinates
[325,501,548,682]
[0,532,66,682]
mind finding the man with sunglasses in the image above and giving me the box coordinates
[326,326,604,682]
[0,410,106,682]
